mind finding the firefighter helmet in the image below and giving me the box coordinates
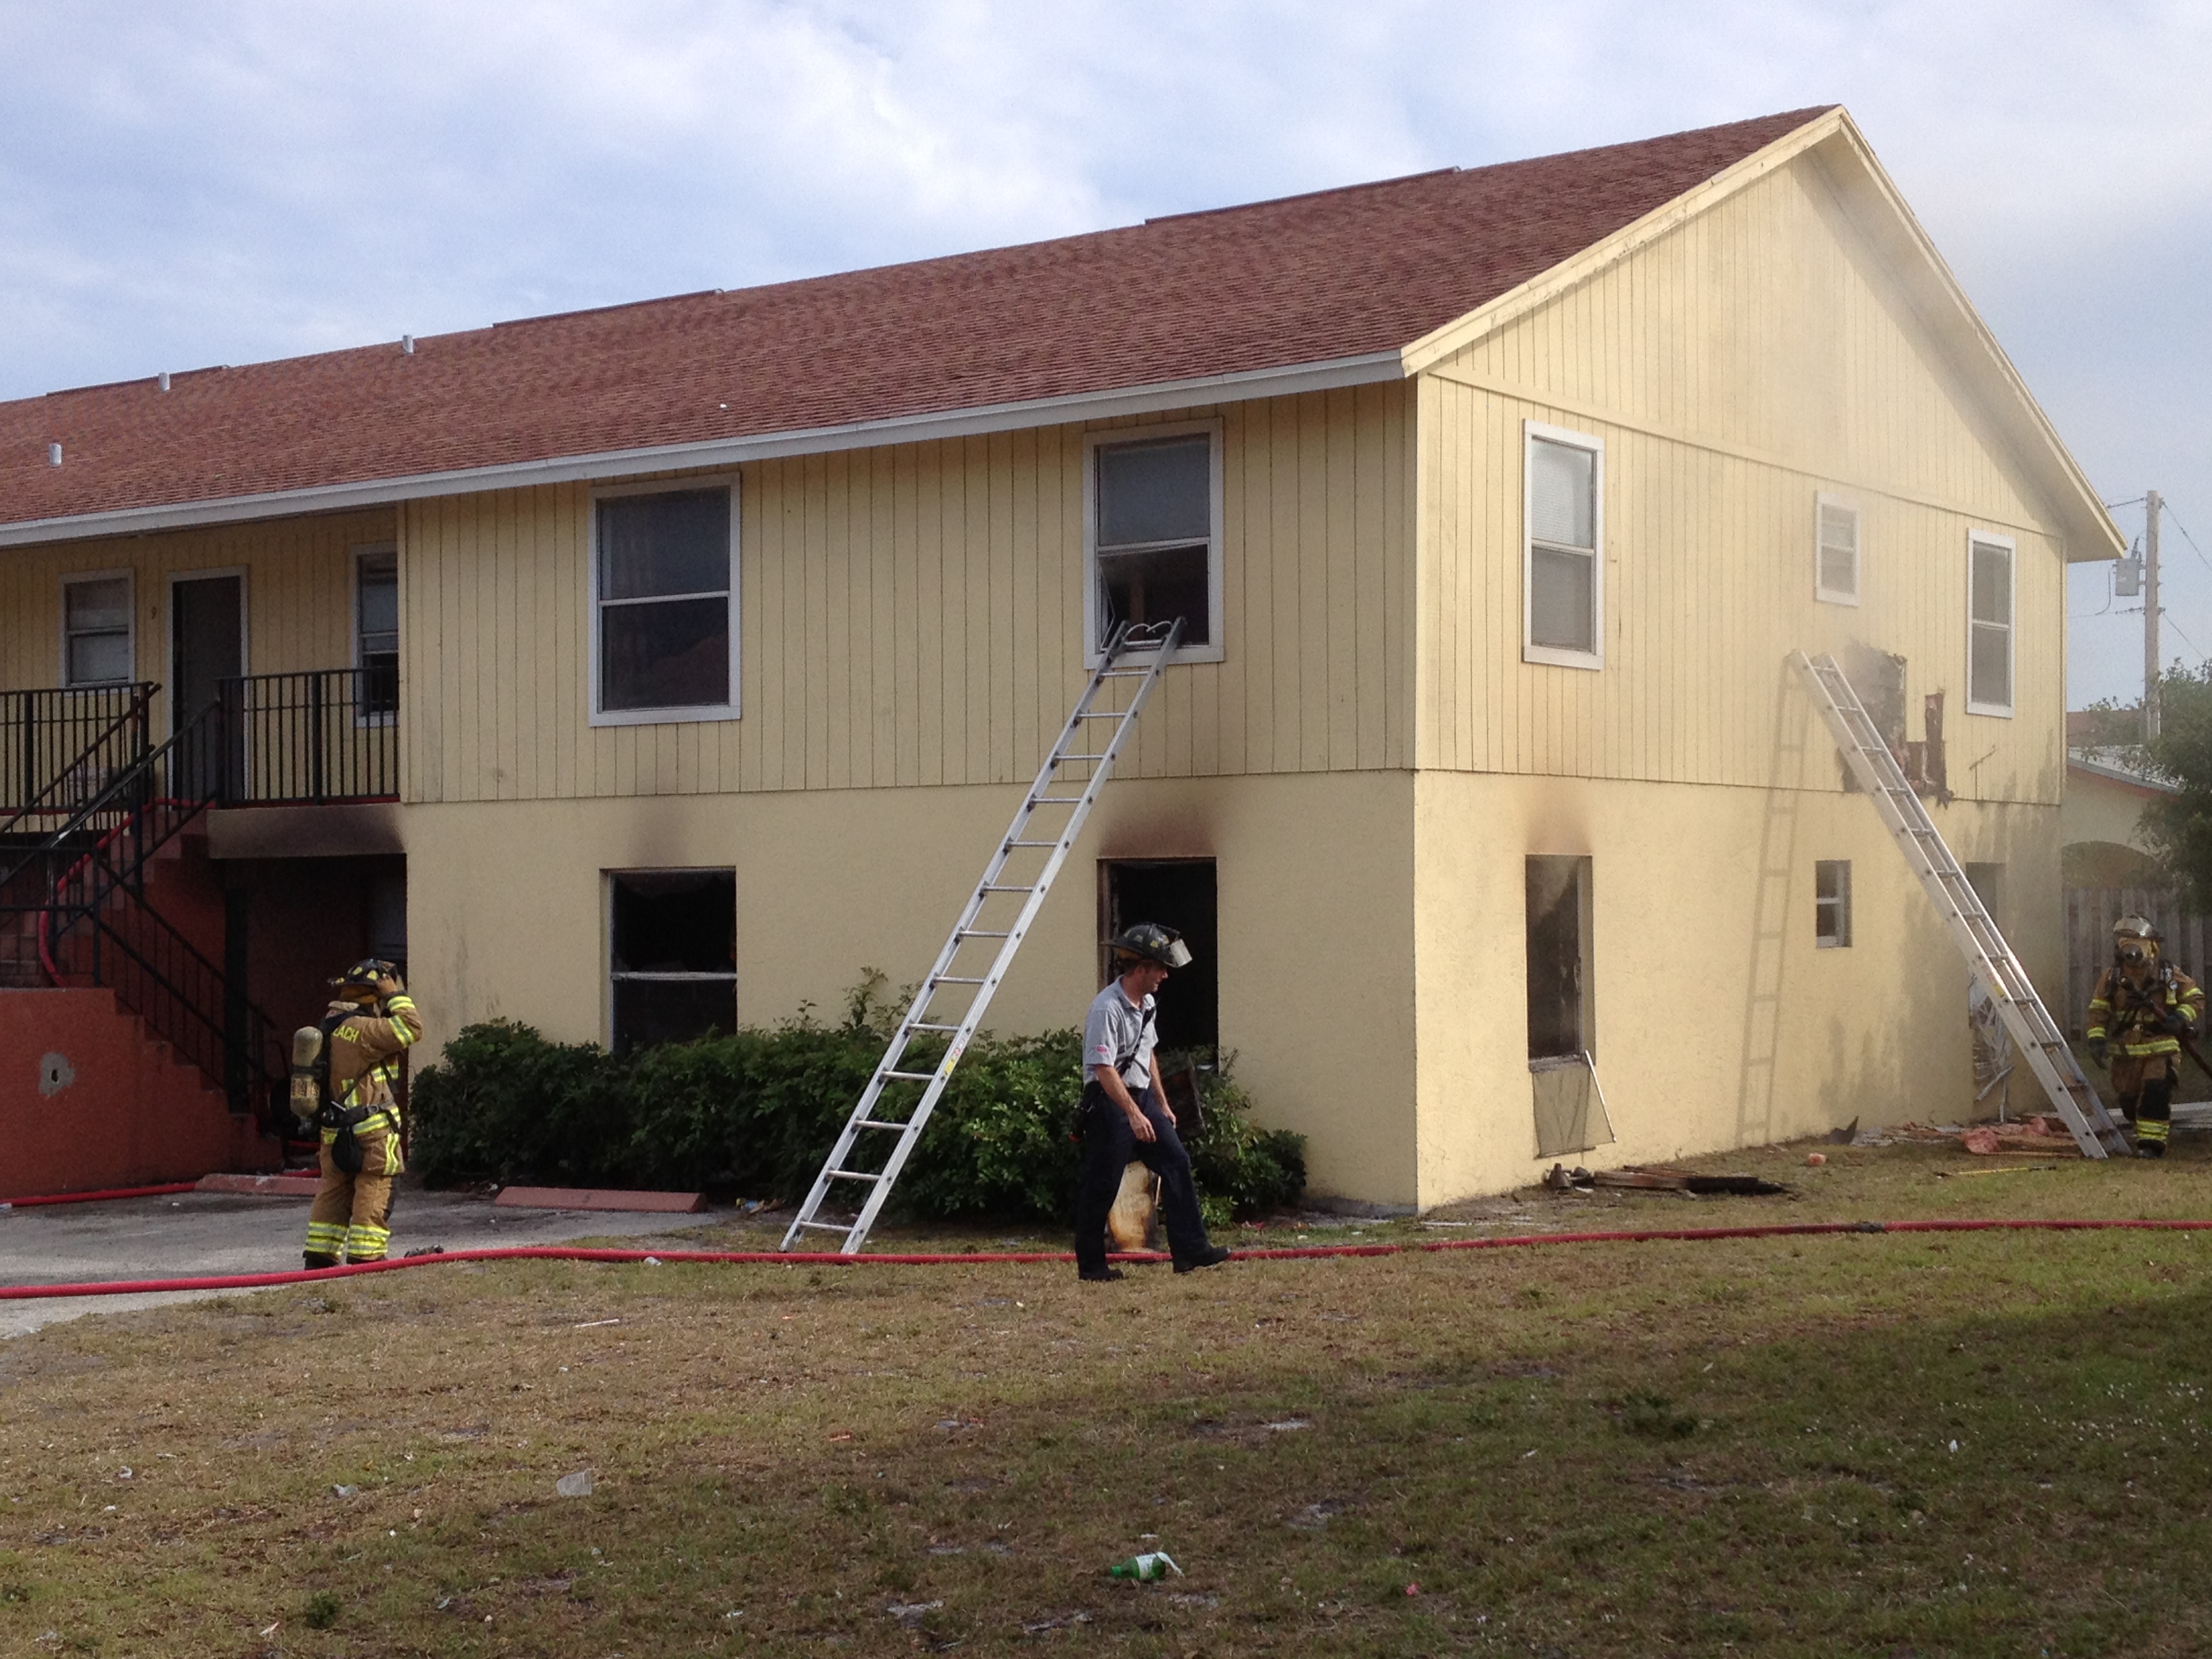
[1109,922,1193,970]
[330,957,401,1000]
[2113,915,2163,967]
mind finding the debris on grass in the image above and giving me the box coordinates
[330,1484,358,1499]
[555,1471,593,1498]
[1107,1551,1181,1580]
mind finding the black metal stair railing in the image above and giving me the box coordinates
[0,699,286,1122]
[222,669,398,804]
[0,682,155,832]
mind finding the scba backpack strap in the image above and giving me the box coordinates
[316,1008,373,1175]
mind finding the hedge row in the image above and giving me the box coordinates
[409,983,1304,1225]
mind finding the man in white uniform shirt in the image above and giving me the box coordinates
[1072,922,1231,1282]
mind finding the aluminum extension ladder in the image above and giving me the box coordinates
[1790,650,2132,1158]
[781,618,1189,1252]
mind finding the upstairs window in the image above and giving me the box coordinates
[1523,422,1603,668]
[1967,533,2014,716]
[592,483,737,722]
[354,547,398,718]
[1087,426,1221,662]
[62,573,134,685]
[1816,495,1860,605]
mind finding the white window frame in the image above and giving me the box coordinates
[588,475,741,727]
[1521,419,1605,670]
[1966,530,2015,718]
[1814,859,1851,949]
[1815,493,1860,606]
[605,867,739,1048]
[351,542,400,729]
[1082,419,1225,669]
[59,568,138,688]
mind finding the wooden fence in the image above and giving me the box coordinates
[2063,888,2212,1036]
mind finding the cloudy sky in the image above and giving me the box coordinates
[2,1,2205,705]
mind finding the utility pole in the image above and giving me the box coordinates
[2145,489,2163,741]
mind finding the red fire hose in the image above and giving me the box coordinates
[5,1216,2211,1302]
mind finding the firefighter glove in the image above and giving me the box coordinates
[2088,1036,2109,1067]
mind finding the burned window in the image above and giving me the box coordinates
[1815,861,1851,948]
[1525,857,1593,1061]
[595,486,735,717]
[1092,432,1216,653]
[609,869,736,1051]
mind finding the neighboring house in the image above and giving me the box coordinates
[2063,747,2170,889]
[0,106,2123,1207]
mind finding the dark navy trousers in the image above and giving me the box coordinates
[1073,1082,1212,1274]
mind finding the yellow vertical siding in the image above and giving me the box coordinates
[1416,152,2068,806]
[0,508,396,730]
[399,387,1416,805]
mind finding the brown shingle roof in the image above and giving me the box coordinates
[1,108,1830,532]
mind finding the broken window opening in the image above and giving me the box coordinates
[1525,856,1593,1062]
[609,868,737,1052]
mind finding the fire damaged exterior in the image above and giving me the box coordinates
[0,107,2120,1206]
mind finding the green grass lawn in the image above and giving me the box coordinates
[3,1134,2210,1657]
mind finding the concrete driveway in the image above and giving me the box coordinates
[0,1182,725,1339]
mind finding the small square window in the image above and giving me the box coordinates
[1523,424,1603,667]
[1967,535,2013,715]
[592,485,737,720]
[1815,860,1851,948]
[1087,429,1220,660]
[62,574,134,686]
[609,869,736,1052]
[1816,497,1860,605]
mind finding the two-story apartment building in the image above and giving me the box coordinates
[0,106,2120,1206]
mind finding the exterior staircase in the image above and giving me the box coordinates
[0,693,287,1138]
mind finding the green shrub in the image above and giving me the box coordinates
[411,979,1303,1224]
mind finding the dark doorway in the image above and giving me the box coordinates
[171,573,244,798]
[1101,859,1217,1048]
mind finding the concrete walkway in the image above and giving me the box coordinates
[0,1183,722,1339]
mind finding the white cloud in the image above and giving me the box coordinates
[1,0,2206,699]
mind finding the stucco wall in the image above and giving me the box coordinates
[1411,766,2063,1207]
[399,768,1420,1208]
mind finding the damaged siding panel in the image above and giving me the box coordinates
[398,386,1415,804]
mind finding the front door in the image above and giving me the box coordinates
[171,573,243,798]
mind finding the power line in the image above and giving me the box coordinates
[2105,493,2148,510]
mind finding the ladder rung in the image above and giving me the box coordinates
[981,883,1034,893]
[794,1218,854,1231]
[1004,840,1058,848]
[907,1019,965,1030]
[1033,796,1086,804]
[934,975,987,984]
[953,930,1010,939]
[882,1069,939,1081]
[827,1169,882,1183]
[1073,711,1120,720]
[854,1119,912,1132]
[1055,754,1109,762]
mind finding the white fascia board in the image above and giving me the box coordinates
[0,349,1408,548]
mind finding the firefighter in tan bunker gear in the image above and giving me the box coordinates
[2086,916,2203,1160]
[302,960,424,1267]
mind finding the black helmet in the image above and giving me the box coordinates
[1109,922,1192,970]
[331,957,400,998]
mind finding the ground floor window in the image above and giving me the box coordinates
[1525,856,1593,1061]
[1815,860,1851,947]
[609,869,736,1051]
[1099,858,1217,1049]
